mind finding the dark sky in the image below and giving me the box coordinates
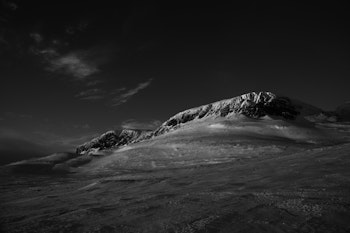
[1,0,350,156]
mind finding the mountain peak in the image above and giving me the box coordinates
[152,91,305,136]
[76,91,327,154]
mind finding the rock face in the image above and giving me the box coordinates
[76,91,329,153]
[151,91,323,137]
[76,131,119,154]
[115,129,152,146]
[76,129,152,154]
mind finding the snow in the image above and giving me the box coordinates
[209,123,226,129]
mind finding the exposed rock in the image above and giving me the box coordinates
[116,129,146,146]
[151,91,323,137]
[76,129,152,154]
[76,131,119,154]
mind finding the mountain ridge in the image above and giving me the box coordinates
[76,128,152,155]
[6,91,349,174]
[76,91,335,154]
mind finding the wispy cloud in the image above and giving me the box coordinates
[2,1,18,11]
[110,87,127,94]
[111,78,153,106]
[79,95,105,101]
[29,29,151,106]
[66,21,89,35]
[35,48,58,57]
[30,33,43,43]
[121,119,162,130]
[47,52,99,79]
[86,80,104,87]
[31,42,101,80]
[75,88,105,101]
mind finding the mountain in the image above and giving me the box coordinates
[150,91,324,137]
[74,91,343,154]
[61,91,346,174]
[6,91,345,174]
[2,92,350,233]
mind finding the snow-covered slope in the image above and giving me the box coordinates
[145,91,328,139]
[2,94,350,233]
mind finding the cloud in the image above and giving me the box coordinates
[75,88,105,101]
[79,95,105,101]
[65,21,89,35]
[29,37,117,87]
[31,45,101,80]
[2,1,18,11]
[30,33,43,43]
[110,87,127,94]
[111,78,153,106]
[76,88,103,97]
[121,119,162,130]
[86,80,104,86]
[35,48,58,57]
[47,52,99,79]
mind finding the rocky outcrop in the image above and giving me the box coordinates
[76,129,152,154]
[76,131,119,154]
[110,129,151,147]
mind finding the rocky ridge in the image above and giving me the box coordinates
[76,129,151,154]
[148,91,333,137]
[76,91,335,154]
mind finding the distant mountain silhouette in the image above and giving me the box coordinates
[0,137,51,165]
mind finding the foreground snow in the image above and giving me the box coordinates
[1,141,350,233]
